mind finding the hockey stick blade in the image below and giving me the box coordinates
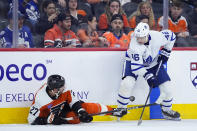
[138,119,142,126]
[137,87,153,126]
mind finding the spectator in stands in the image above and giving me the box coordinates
[35,0,58,35]
[0,0,9,31]
[181,0,196,7]
[44,13,81,48]
[188,2,197,38]
[0,0,9,19]
[8,0,40,26]
[0,10,34,48]
[103,14,130,48]
[53,0,67,10]
[77,15,109,47]
[77,0,93,19]
[122,0,138,18]
[126,0,162,4]
[86,0,109,20]
[53,0,66,6]
[66,0,88,33]
[86,0,109,4]
[128,15,149,39]
[128,1,156,30]
[98,0,130,33]
[136,14,149,25]
[157,1,189,38]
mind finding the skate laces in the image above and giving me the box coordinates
[167,110,176,115]
[163,109,177,115]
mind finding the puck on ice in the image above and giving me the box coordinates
[129,96,135,102]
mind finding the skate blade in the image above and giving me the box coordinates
[163,116,181,121]
[117,117,121,122]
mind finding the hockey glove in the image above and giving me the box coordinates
[78,110,93,123]
[32,117,47,125]
[47,113,68,125]
[144,72,157,88]
[157,48,171,64]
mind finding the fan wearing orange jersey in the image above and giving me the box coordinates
[128,1,156,30]
[44,13,81,48]
[98,0,130,33]
[103,14,130,48]
[77,15,109,47]
[157,1,189,38]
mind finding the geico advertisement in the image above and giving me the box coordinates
[168,51,197,104]
[0,51,129,108]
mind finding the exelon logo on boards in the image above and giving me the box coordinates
[0,63,47,81]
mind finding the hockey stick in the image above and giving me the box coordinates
[137,61,162,126]
[61,103,158,121]
[90,103,157,116]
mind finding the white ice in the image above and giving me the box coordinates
[1,119,197,131]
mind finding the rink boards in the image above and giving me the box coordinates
[0,48,197,124]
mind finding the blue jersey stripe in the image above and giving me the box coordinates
[118,94,130,99]
[117,100,129,105]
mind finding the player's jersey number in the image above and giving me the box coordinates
[162,31,176,41]
[30,106,39,116]
[132,54,140,61]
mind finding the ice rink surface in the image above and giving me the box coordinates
[1,119,197,131]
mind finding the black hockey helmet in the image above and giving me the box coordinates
[47,74,65,90]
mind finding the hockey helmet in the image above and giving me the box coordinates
[47,74,65,90]
[134,22,150,38]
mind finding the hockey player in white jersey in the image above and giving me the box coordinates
[114,22,181,120]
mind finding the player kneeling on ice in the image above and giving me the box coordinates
[114,22,181,121]
[28,74,113,125]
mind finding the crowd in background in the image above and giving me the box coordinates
[0,0,196,48]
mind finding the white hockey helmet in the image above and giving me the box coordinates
[134,22,150,37]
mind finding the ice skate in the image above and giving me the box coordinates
[112,108,127,117]
[162,109,181,121]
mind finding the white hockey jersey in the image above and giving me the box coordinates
[126,30,176,76]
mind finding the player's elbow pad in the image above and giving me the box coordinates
[71,100,85,113]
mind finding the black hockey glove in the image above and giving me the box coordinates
[144,72,157,88]
[157,48,171,64]
[52,115,68,125]
[78,110,93,123]
[47,113,68,125]
[31,117,47,125]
